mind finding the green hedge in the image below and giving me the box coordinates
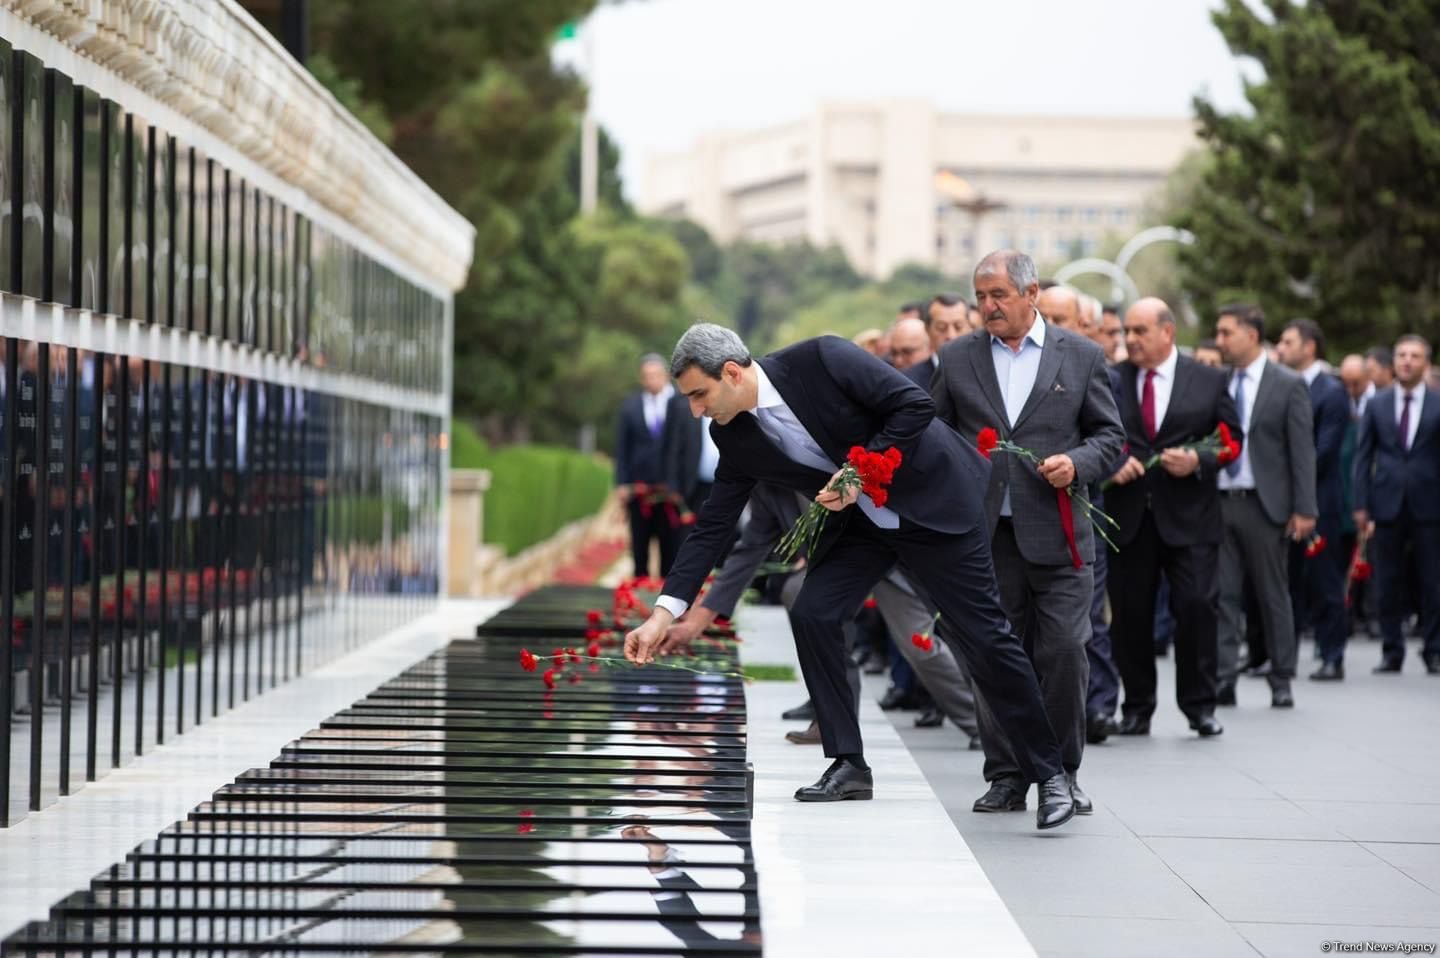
[451,420,613,557]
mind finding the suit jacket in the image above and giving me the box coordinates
[1231,360,1317,526]
[662,410,711,499]
[614,390,686,487]
[901,359,938,392]
[931,324,1125,565]
[700,482,807,618]
[1107,354,1242,548]
[663,336,992,606]
[1307,371,1350,521]
[1351,386,1440,523]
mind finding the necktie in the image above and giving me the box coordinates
[1141,369,1157,441]
[1226,371,1246,478]
[1400,392,1413,452]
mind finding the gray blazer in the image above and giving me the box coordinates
[932,322,1126,566]
[1231,360,1317,525]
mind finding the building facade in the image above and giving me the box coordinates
[0,1,472,825]
[641,100,1196,278]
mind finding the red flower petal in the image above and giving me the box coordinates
[977,427,999,459]
[542,668,557,689]
[910,632,934,652]
[586,609,603,625]
[519,649,538,672]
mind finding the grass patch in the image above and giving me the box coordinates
[741,663,797,682]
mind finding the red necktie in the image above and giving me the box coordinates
[1400,392,1413,452]
[1141,369,1158,441]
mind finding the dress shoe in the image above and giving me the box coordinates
[972,781,1027,813]
[794,758,873,802]
[863,658,887,675]
[913,707,943,728]
[784,721,822,745]
[1036,774,1076,830]
[781,700,816,721]
[1189,715,1224,737]
[1117,714,1151,736]
[1424,654,1440,676]
[1308,662,1344,681]
[1270,686,1295,708]
[878,686,921,711]
[1216,681,1237,707]
[1242,661,1272,678]
[1086,713,1118,744]
[967,735,982,751]
[1066,771,1093,815]
[1373,659,1403,674]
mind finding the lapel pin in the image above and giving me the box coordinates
[1052,382,1066,392]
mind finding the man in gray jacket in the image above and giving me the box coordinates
[1213,305,1317,708]
[932,252,1125,816]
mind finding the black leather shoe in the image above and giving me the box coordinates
[863,658,886,675]
[1036,774,1076,830]
[1373,659,1403,674]
[1066,772,1093,815]
[967,734,982,751]
[1271,686,1295,708]
[1190,715,1224,737]
[1117,714,1150,736]
[913,708,943,728]
[1424,654,1440,675]
[972,781,1026,813]
[1309,662,1344,681]
[784,720,822,745]
[781,700,815,721]
[1216,681,1237,707]
[1086,714,1118,744]
[794,759,873,802]
[878,686,912,710]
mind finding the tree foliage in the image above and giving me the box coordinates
[1176,0,1440,349]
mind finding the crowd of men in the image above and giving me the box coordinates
[613,249,1439,827]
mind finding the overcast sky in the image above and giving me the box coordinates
[554,0,1260,199]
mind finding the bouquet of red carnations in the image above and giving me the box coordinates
[776,445,902,562]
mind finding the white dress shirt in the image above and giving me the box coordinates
[1299,362,1322,387]
[1395,382,1426,449]
[1355,382,1375,419]
[696,416,720,483]
[1217,353,1268,491]
[1137,345,1180,433]
[643,385,674,435]
[990,312,1046,516]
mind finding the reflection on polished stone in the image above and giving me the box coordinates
[2,586,761,955]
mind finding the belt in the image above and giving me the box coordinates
[1220,488,1256,498]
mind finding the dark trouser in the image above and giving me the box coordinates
[1373,513,1440,664]
[976,520,1091,787]
[1086,536,1121,720]
[1109,511,1220,723]
[1292,514,1347,666]
[1217,494,1297,687]
[788,513,1062,783]
[626,498,678,578]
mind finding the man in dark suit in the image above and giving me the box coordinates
[614,354,688,578]
[1105,298,1242,736]
[1352,334,1440,674]
[1277,320,1352,680]
[1212,306,1317,709]
[625,323,1076,829]
[933,256,1125,817]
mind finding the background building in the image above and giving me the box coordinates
[641,100,1196,278]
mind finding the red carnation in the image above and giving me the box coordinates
[586,609,603,625]
[1304,534,1327,559]
[587,641,601,658]
[542,668,557,689]
[1217,422,1242,466]
[977,427,999,459]
[1352,559,1372,582]
[567,648,582,664]
[552,648,567,668]
[911,632,934,653]
[519,649,538,672]
[863,597,878,610]
[517,809,535,834]
[585,627,602,642]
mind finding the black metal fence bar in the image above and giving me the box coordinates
[0,35,449,828]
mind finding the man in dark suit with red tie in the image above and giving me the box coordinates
[1104,298,1242,736]
[623,323,1077,830]
[1351,334,1440,674]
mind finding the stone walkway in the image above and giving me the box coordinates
[875,633,1440,957]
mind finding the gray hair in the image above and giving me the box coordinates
[639,352,667,370]
[671,323,753,378]
[974,249,1039,294]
